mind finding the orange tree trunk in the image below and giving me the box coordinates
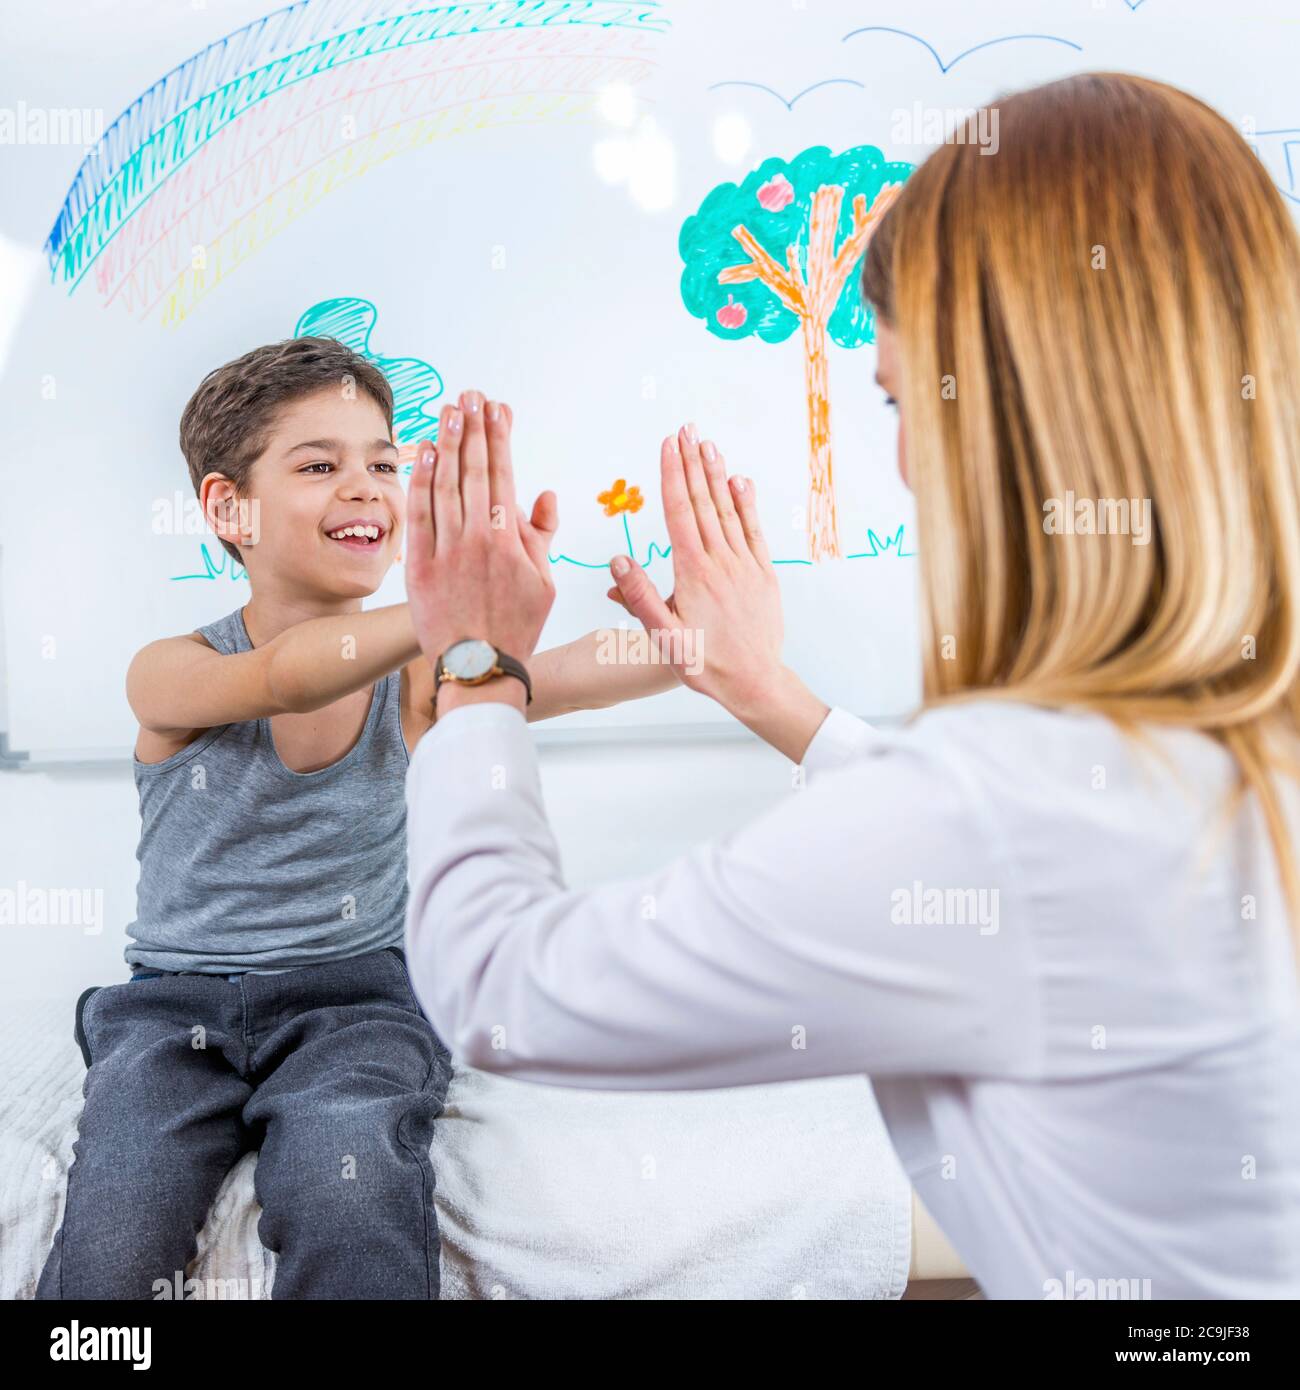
[801,312,840,560]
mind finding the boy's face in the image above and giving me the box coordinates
[237,387,404,599]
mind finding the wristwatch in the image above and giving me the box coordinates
[433,637,532,713]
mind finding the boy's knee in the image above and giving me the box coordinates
[254,1121,436,1236]
[255,1169,384,1257]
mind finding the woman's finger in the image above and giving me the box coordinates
[606,584,675,614]
[678,422,726,553]
[661,433,703,560]
[406,440,437,578]
[457,389,491,532]
[434,405,463,534]
[485,398,519,537]
[609,553,679,650]
[729,474,771,567]
[699,439,747,556]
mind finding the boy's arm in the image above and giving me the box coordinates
[127,603,421,734]
[406,627,678,729]
[525,629,678,721]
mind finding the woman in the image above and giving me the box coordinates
[401,73,1300,1299]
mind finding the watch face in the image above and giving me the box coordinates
[443,638,497,680]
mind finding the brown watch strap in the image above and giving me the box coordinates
[489,651,533,702]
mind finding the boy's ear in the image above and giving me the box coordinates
[200,473,247,548]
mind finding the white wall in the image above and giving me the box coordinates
[0,734,795,1005]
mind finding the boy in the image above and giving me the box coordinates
[37,336,674,1299]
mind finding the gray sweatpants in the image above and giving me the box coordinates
[37,945,452,1300]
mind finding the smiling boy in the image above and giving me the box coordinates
[37,336,674,1300]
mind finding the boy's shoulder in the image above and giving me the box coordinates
[127,617,258,763]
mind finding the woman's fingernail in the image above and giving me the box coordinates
[486,400,500,422]
[420,448,434,471]
[611,555,630,576]
[732,475,747,493]
[447,409,462,434]
[685,421,698,443]
[701,440,716,463]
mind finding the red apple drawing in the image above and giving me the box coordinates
[716,295,747,329]
[757,173,794,212]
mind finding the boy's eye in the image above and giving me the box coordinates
[299,460,397,474]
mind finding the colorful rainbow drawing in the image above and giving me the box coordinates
[44,0,669,327]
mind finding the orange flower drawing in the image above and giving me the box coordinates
[597,478,644,516]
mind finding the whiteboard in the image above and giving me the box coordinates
[1,0,1296,754]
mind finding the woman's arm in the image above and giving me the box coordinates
[403,698,1040,1089]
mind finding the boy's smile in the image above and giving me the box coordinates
[323,516,389,550]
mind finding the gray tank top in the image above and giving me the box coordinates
[124,606,410,973]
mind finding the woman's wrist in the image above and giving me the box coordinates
[434,673,529,719]
[723,665,831,763]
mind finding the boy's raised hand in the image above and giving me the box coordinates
[405,391,557,680]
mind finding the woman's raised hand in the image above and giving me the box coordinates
[606,424,787,723]
[406,392,557,679]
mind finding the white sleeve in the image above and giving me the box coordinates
[800,705,882,774]
[404,703,1044,1091]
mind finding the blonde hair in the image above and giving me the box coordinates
[862,73,1300,949]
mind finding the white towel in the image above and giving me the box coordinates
[2,1000,910,1299]
[430,1065,911,1300]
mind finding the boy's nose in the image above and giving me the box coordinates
[338,469,382,499]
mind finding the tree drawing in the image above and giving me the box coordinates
[679,145,911,561]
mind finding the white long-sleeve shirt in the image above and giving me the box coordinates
[404,697,1300,1300]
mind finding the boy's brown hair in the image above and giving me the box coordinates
[180,336,395,562]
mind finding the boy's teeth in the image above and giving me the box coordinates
[328,525,380,540]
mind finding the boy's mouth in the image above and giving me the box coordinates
[324,520,387,551]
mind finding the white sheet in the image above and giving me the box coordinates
[1,999,910,1299]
